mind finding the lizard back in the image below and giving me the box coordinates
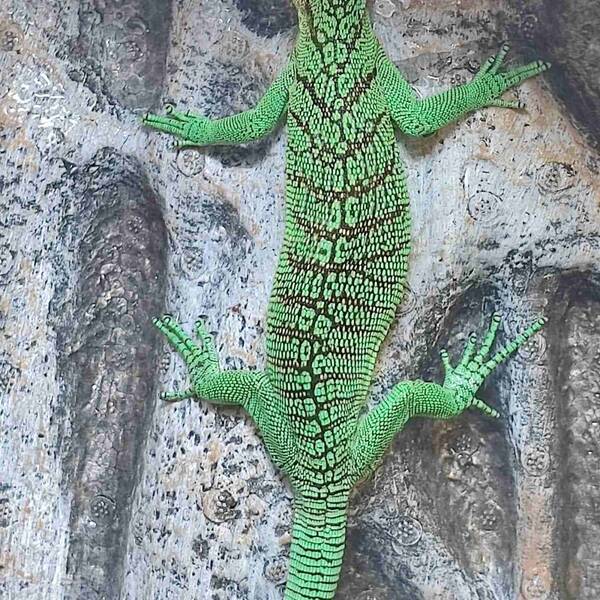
[265,12,411,445]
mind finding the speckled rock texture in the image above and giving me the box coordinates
[1,1,599,599]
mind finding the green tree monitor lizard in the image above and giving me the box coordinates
[142,1,549,598]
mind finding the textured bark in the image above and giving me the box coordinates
[1,1,599,599]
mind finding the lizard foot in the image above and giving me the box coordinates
[473,42,551,109]
[142,104,211,146]
[439,312,547,418]
[153,314,220,400]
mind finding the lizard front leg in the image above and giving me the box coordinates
[376,43,550,137]
[142,62,295,147]
[154,315,297,471]
[349,313,546,484]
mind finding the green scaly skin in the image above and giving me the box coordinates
[143,2,550,598]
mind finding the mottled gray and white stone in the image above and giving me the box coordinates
[1,1,599,599]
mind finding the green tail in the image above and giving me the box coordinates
[284,497,349,600]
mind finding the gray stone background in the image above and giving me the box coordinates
[1,0,599,598]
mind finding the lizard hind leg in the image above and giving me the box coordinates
[154,315,215,370]
[153,314,219,400]
[194,318,219,363]
[347,312,547,484]
[440,311,547,418]
[153,314,280,424]
[153,315,297,471]
[160,388,196,402]
[474,42,511,81]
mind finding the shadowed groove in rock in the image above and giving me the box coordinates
[233,0,297,37]
[508,0,600,148]
[336,524,425,600]
[70,0,173,110]
[418,284,518,596]
[53,149,167,599]
[551,272,600,599]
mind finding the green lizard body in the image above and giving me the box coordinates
[143,2,549,598]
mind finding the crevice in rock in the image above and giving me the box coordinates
[550,271,600,599]
[51,148,168,599]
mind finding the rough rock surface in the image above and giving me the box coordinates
[1,1,599,599]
